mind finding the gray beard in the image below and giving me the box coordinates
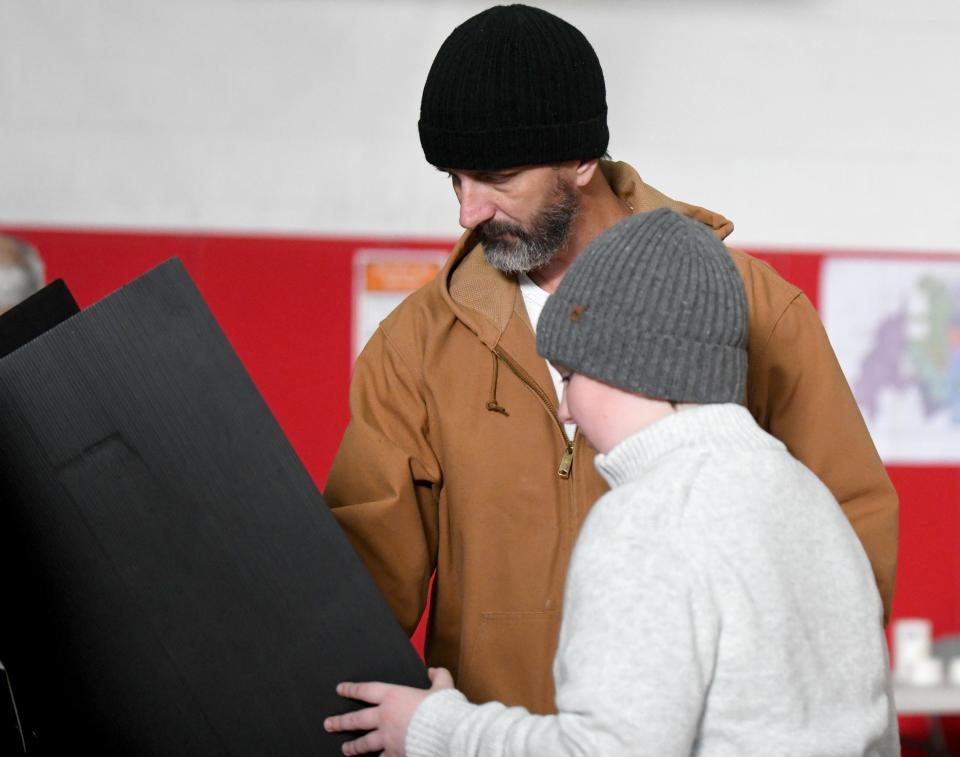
[477,180,578,275]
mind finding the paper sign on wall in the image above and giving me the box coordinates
[821,257,960,463]
[352,250,449,361]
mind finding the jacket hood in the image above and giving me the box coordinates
[438,160,734,350]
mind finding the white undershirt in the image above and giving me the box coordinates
[518,273,577,440]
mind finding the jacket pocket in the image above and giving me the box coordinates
[457,609,560,715]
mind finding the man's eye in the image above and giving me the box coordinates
[471,172,510,185]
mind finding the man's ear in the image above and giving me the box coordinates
[574,158,600,187]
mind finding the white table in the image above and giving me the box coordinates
[895,683,960,756]
[895,683,960,716]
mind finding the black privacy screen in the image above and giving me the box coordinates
[0,278,80,359]
[0,259,427,755]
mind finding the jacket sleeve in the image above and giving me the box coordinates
[324,325,441,635]
[745,286,898,623]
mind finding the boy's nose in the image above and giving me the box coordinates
[558,390,572,424]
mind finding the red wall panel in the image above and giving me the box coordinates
[4,226,958,740]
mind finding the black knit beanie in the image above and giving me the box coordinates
[418,4,608,170]
[536,208,749,405]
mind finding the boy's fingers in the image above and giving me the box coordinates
[324,705,380,733]
[428,667,454,690]
[341,730,385,756]
[336,681,389,703]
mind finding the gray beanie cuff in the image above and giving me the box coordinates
[538,305,747,403]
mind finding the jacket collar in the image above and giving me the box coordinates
[600,161,734,239]
[438,160,735,349]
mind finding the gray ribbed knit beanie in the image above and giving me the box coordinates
[536,208,748,404]
[418,4,608,170]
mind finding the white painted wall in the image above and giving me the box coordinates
[1,0,958,251]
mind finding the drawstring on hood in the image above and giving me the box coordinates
[486,351,509,415]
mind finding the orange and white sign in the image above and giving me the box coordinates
[352,249,449,360]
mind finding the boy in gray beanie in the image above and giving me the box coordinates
[326,208,898,757]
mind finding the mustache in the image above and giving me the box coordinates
[476,220,534,245]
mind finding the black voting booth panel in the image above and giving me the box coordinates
[0,279,81,755]
[0,260,428,755]
[0,279,80,359]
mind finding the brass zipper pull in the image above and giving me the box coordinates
[558,442,574,479]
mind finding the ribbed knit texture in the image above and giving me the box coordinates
[536,207,748,404]
[418,4,608,169]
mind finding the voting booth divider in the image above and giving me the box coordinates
[0,257,428,754]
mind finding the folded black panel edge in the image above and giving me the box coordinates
[0,258,428,755]
[0,279,80,359]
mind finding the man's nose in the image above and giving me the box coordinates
[457,179,497,230]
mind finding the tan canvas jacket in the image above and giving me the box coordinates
[325,162,898,715]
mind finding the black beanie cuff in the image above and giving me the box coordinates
[419,111,609,170]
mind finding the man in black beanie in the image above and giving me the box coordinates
[326,4,897,715]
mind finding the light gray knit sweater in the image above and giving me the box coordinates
[406,404,898,757]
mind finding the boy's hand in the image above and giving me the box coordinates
[324,667,454,756]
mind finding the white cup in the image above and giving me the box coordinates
[893,618,933,682]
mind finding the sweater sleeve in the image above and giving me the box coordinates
[406,497,719,757]
[324,325,440,635]
[744,288,898,623]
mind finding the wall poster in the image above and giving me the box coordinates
[821,257,960,463]
[352,249,448,361]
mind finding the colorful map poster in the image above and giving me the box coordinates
[820,257,960,463]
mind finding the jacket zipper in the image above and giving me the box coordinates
[558,439,575,478]
[493,347,575,479]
